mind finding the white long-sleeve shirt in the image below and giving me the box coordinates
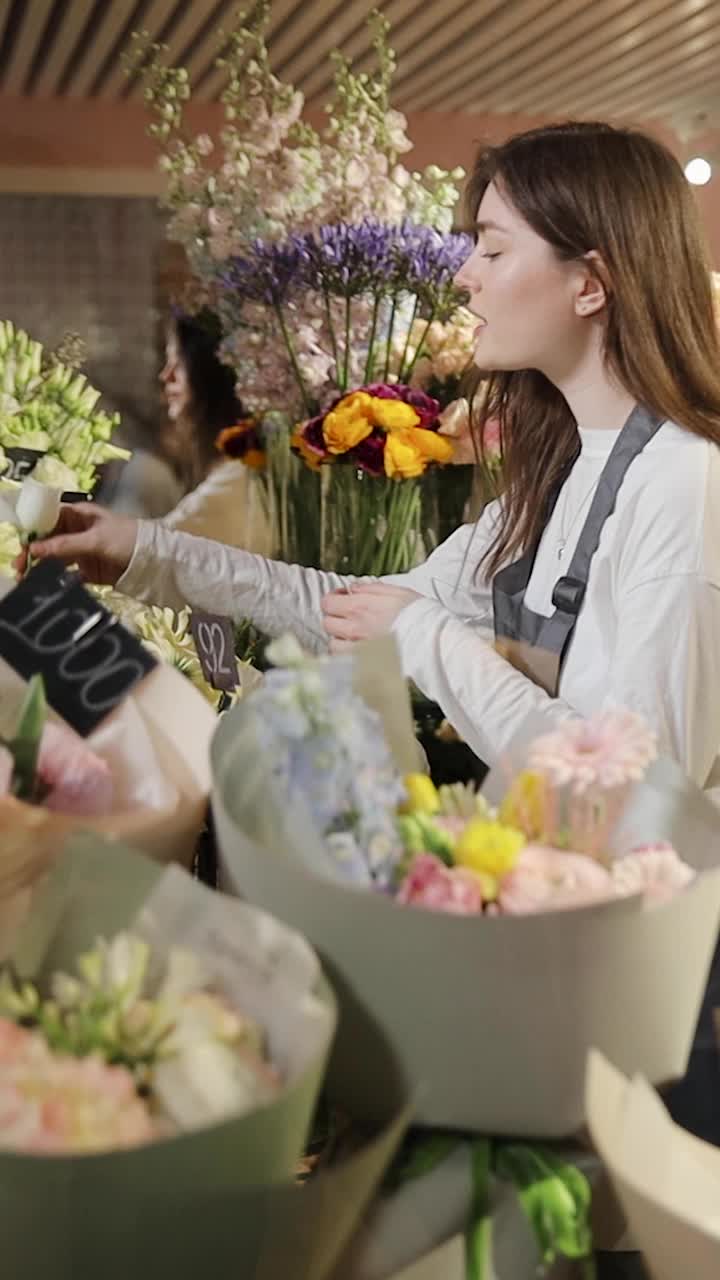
[118,420,720,794]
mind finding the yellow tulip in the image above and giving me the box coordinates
[370,398,421,432]
[401,773,440,814]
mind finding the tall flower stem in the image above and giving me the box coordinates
[363,291,382,384]
[322,287,340,385]
[273,302,312,415]
[342,293,353,392]
[383,293,399,381]
[403,306,437,382]
[396,295,421,383]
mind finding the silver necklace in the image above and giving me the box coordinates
[555,477,600,561]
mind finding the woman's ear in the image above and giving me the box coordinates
[574,250,610,318]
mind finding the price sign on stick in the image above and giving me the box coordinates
[190,611,238,693]
[0,558,156,736]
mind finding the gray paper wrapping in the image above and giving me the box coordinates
[0,836,411,1280]
[212,648,720,1136]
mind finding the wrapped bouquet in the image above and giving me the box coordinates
[0,837,409,1280]
[212,637,720,1134]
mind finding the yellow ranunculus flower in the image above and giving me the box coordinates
[401,773,440,814]
[409,427,455,464]
[384,429,426,479]
[370,398,421,432]
[323,406,373,454]
[499,770,549,841]
[453,819,526,899]
[337,391,374,415]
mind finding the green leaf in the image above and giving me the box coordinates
[8,674,46,801]
[494,1144,594,1268]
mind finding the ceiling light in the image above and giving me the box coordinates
[684,157,712,185]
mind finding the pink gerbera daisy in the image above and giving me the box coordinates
[528,710,657,795]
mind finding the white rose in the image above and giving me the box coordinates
[14,477,62,536]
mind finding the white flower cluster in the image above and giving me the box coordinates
[92,588,260,711]
[135,8,464,285]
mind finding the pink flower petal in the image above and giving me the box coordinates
[498,844,615,915]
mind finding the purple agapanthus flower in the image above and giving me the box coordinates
[293,221,399,297]
[221,238,304,305]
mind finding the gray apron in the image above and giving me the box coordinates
[492,403,720,1151]
[492,404,665,695]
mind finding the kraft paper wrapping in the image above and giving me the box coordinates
[213,639,720,1135]
[587,1050,720,1280]
[0,660,219,957]
[0,835,411,1280]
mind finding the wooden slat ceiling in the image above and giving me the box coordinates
[1,0,719,136]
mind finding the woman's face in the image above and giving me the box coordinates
[454,181,589,379]
[159,333,190,421]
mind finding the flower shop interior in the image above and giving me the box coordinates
[1,3,720,1279]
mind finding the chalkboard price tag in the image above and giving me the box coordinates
[190,611,238,692]
[4,447,45,482]
[0,558,157,737]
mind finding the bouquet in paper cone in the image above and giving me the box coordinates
[0,837,409,1280]
[587,1052,720,1280]
[212,638,720,1134]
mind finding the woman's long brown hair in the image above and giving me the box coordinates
[465,121,720,576]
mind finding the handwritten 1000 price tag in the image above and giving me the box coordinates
[190,611,238,693]
[0,558,156,737]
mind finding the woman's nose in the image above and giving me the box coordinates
[159,361,172,385]
[453,257,477,293]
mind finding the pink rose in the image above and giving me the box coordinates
[611,843,695,904]
[38,722,113,816]
[498,844,615,915]
[397,853,483,916]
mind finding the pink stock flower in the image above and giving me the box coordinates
[611,843,695,904]
[397,853,483,916]
[498,844,615,915]
[0,1019,155,1154]
[528,710,657,795]
[38,722,114,816]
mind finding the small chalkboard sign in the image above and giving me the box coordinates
[4,447,45,482]
[190,611,238,692]
[60,491,93,504]
[0,558,157,737]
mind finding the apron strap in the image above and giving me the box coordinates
[551,404,665,617]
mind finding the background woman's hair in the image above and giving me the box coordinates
[464,121,720,575]
[164,309,244,490]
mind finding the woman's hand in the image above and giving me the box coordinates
[15,504,138,586]
[321,582,420,652]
